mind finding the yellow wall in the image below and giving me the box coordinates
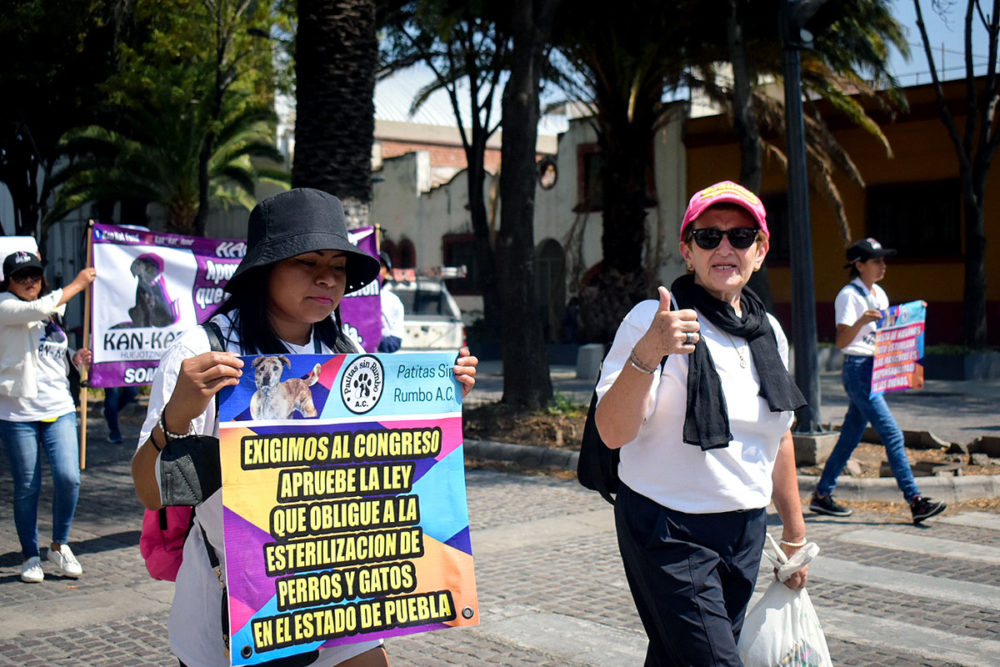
[685,82,1000,345]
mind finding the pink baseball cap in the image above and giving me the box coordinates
[679,180,768,240]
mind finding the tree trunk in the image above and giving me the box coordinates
[497,0,558,410]
[580,111,654,345]
[466,124,502,343]
[293,0,376,217]
[727,0,774,311]
[962,165,988,347]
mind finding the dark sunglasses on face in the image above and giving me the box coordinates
[11,271,43,284]
[689,227,759,250]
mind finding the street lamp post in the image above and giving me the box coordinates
[782,0,825,433]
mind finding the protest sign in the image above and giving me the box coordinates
[871,300,926,396]
[88,223,245,387]
[89,223,384,388]
[217,352,477,665]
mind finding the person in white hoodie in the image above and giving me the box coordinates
[0,250,95,583]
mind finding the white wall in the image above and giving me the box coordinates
[369,109,690,324]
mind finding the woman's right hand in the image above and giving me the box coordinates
[633,286,701,363]
[162,352,244,432]
[72,267,97,290]
[58,267,97,306]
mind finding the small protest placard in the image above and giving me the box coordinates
[871,300,926,397]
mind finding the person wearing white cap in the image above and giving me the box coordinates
[0,251,96,583]
[811,237,946,524]
[595,181,808,666]
[131,188,478,667]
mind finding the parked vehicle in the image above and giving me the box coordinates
[387,276,466,350]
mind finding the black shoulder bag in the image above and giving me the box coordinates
[576,356,668,504]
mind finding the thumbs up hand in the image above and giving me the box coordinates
[633,286,701,365]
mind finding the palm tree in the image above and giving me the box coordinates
[292,0,378,226]
[551,0,704,342]
[46,104,287,234]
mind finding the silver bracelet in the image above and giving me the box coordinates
[629,359,655,375]
[628,348,657,374]
[159,408,194,442]
[780,537,807,548]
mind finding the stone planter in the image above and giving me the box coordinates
[923,351,1000,380]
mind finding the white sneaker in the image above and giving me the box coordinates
[21,556,44,583]
[48,544,83,578]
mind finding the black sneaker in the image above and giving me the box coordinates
[810,492,853,517]
[910,496,946,524]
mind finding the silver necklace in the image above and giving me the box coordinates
[723,331,748,368]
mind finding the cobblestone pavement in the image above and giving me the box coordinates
[1,415,998,666]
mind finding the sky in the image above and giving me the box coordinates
[889,1,994,84]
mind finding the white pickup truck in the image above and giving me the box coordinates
[386,278,466,350]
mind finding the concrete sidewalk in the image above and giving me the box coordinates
[466,361,1000,502]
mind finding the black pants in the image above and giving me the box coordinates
[614,484,766,667]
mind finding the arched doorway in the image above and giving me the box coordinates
[535,239,566,343]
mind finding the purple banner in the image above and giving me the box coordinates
[340,226,381,353]
[89,223,383,388]
[89,224,246,388]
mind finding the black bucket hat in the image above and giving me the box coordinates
[225,188,380,295]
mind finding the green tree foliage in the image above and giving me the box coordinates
[0,0,118,236]
[550,0,703,342]
[46,0,288,235]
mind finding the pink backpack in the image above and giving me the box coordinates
[140,506,194,581]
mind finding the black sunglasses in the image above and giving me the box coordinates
[689,227,759,250]
[11,271,43,284]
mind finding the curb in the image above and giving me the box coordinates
[465,439,1000,502]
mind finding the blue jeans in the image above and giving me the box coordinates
[817,355,919,502]
[104,386,139,439]
[0,413,81,558]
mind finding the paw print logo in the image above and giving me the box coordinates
[341,355,384,414]
[353,372,373,398]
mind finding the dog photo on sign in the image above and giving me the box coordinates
[250,355,322,420]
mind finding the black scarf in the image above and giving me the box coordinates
[670,274,806,451]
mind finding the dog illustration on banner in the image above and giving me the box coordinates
[129,254,179,327]
[110,253,180,329]
[250,355,322,420]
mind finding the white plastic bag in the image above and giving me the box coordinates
[737,534,833,667]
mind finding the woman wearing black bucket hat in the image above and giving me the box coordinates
[810,237,946,524]
[131,188,478,667]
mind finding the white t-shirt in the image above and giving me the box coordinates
[0,318,75,421]
[596,298,795,514]
[137,313,380,667]
[380,286,405,340]
[835,278,888,356]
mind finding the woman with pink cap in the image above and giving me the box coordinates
[594,181,808,665]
